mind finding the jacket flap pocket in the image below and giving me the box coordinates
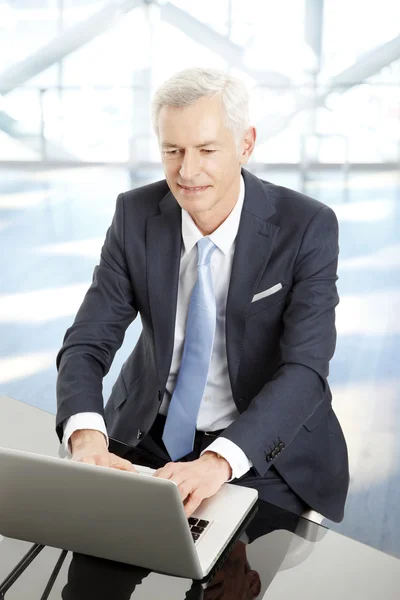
[303,401,332,431]
[110,376,128,410]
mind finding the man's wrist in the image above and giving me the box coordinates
[70,429,107,453]
[201,451,232,481]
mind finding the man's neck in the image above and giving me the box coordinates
[189,177,241,236]
[190,211,233,236]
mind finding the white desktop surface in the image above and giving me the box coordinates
[0,395,399,599]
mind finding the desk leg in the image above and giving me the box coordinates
[0,543,44,597]
[40,550,68,600]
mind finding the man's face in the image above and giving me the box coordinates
[158,95,253,220]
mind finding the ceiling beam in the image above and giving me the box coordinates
[0,0,143,95]
[160,1,291,87]
[256,33,400,144]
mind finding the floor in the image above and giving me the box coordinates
[1,164,399,558]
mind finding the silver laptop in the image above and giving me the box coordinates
[0,446,258,581]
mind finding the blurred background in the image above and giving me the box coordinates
[0,0,399,559]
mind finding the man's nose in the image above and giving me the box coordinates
[179,152,201,180]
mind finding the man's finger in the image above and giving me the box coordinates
[107,454,137,472]
[154,462,176,478]
[110,461,137,473]
[78,456,98,465]
[183,492,203,518]
[176,479,193,502]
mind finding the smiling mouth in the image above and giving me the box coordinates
[178,184,209,192]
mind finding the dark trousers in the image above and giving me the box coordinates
[62,415,309,599]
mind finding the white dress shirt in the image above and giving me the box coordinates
[63,175,253,480]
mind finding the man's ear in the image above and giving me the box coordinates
[239,127,256,165]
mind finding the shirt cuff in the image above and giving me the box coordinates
[200,437,253,481]
[62,413,109,455]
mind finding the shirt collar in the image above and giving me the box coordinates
[181,175,245,256]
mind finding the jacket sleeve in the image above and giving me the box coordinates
[55,193,137,442]
[221,205,340,476]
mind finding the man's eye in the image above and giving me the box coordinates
[165,149,179,155]
[202,149,216,154]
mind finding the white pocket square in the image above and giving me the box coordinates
[251,283,283,303]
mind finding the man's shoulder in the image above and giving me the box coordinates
[120,178,170,215]
[257,176,333,224]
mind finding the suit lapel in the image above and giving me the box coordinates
[146,190,182,388]
[226,169,280,394]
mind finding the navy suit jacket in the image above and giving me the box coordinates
[56,168,349,522]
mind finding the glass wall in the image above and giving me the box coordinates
[0,0,399,164]
[1,0,400,559]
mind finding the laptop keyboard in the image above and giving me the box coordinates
[188,517,210,543]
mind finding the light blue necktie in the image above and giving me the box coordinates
[162,237,217,461]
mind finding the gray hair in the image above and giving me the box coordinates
[151,67,250,150]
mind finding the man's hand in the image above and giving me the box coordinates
[70,429,137,473]
[153,452,232,517]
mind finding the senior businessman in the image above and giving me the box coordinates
[56,67,349,522]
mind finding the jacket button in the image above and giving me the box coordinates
[137,429,144,440]
[158,390,163,402]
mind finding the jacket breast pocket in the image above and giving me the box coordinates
[247,284,288,318]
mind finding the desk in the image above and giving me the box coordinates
[1,395,399,599]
